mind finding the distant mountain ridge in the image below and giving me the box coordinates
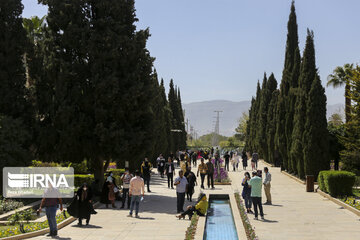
[183,100,344,137]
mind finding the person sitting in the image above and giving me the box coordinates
[176,193,208,220]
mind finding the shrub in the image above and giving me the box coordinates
[74,174,94,187]
[31,160,60,167]
[0,199,24,214]
[66,160,88,174]
[8,211,22,225]
[22,209,34,222]
[317,171,328,192]
[318,170,356,197]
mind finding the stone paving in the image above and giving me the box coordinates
[31,159,360,240]
[228,160,360,240]
[31,168,193,240]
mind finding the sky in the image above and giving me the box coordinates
[22,0,360,105]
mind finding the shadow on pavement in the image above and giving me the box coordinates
[262,218,279,223]
[71,224,102,229]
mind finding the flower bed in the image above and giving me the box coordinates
[234,193,258,240]
[0,211,70,238]
[185,213,199,240]
[341,196,360,211]
[211,158,231,184]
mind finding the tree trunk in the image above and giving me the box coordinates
[345,82,351,123]
[93,157,105,193]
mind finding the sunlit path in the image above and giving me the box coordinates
[30,170,191,240]
[228,160,360,240]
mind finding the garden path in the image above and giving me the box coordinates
[228,160,360,240]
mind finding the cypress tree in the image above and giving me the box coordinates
[303,75,329,177]
[177,88,187,150]
[256,73,267,157]
[276,0,300,171]
[89,0,156,171]
[266,89,279,164]
[245,97,255,152]
[168,79,179,152]
[251,81,261,152]
[160,78,173,156]
[258,73,277,161]
[287,47,301,173]
[275,95,287,169]
[291,30,317,179]
[0,0,29,119]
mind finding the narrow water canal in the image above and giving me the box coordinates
[203,196,239,240]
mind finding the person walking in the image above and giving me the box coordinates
[101,172,117,208]
[231,152,240,172]
[249,171,264,220]
[38,186,63,237]
[252,151,259,170]
[242,151,248,170]
[76,183,95,226]
[191,151,197,167]
[159,155,166,178]
[224,151,230,171]
[241,172,253,213]
[174,170,188,213]
[164,157,175,189]
[120,168,133,209]
[197,158,208,189]
[128,170,145,218]
[263,167,272,205]
[141,158,152,192]
[176,193,208,220]
[206,158,215,189]
[184,166,197,202]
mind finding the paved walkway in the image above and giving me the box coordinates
[228,160,360,240]
[31,169,193,240]
[31,159,360,240]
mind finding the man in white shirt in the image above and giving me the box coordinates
[263,167,272,205]
[128,170,145,218]
[174,170,188,213]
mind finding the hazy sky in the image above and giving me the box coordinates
[22,0,360,105]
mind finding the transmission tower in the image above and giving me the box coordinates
[212,110,222,146]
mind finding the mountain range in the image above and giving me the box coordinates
[183,100,344,137]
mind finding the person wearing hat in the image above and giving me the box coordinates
[176,193,208,220]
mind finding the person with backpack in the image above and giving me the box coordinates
[141,158,152,192]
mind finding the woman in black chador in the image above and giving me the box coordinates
[76,183,95,226]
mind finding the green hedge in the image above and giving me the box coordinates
[74,174,94,187]
[74,172,124,187]
[318,170,356,197]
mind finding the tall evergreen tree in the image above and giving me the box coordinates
[245,97,255,151]
[177,88,187,150]
[286,47,301,172]
[291,30,318,178]
[250,81,261,152]
[160,79,173,156]
[266,90,279,164]
[258,73,277,161]
[168,79,179,152]
[303,75,329,177]
[276,0,299,170]
[0,0,29,119]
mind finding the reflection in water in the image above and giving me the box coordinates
[204,199,238,240]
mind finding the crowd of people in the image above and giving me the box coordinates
[38,148,271,237]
